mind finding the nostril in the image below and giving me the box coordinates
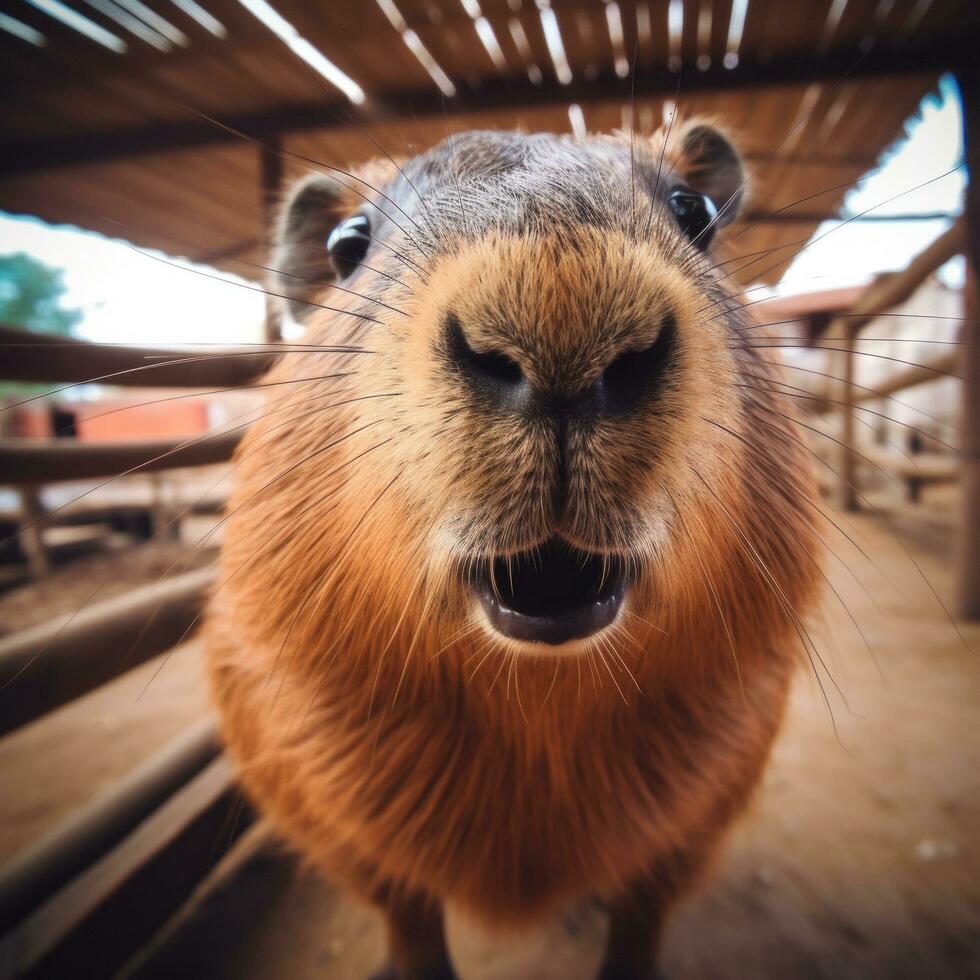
[445,314,524,386]
[600,313,677,414]
[468,347,524,385]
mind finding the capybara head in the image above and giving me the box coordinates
[218,121,819,669]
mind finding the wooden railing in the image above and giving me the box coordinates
[825,221,966,511]
[752,217,979,619]
[0,325,270,577]
[758,222,966,508]
[0,331,266,978]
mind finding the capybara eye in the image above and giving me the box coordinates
[668,188,718,249]
[326,214,371,278]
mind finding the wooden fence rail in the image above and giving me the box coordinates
[0,431,242,485]
[0,757,249,980]
[0,324,274,388]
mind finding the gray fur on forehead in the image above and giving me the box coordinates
[387,130,672,239]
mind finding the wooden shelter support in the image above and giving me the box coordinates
[956,68,980,621]
[260,140,283,345]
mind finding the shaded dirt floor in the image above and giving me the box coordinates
[3,496,979,978]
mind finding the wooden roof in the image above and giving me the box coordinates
[1,0,976,287]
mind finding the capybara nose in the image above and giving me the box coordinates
[444,313,530,411]
[590,312,677,417]
[444,312,676,421]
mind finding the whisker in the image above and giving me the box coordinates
[737,311,979,332]
[118,396,402,695]
[239,258,411,318]
[714,166,964,291]
[274,49,440,246]
[735,375,965,456]
[592,635,628,704]
[77,371,360,424]
[0,350,345,416]
[699,413,911,601]
[642,76,680,240]
[143,434,397,700]
[94,213,421,295]
[669,497,745,699]
[690,51,870,248]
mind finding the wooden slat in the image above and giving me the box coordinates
[0,567,214,736]
[852,351,960,404]
[0,720,220,932]
[0,757,250,980]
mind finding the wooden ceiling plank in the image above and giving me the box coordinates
[1,34,967,177]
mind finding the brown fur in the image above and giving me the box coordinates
[205,121,823,975]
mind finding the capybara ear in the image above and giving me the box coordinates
[272,173,347,323]
[664,119,745,228]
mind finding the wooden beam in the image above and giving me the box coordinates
[834,221,967,333]
[804,350,959,414]
[817,220,965,512]
[0,38,967,176]
[955,67,980,621]
[16,487,50,579]
[853,351,960,403]
[860,448,957,483]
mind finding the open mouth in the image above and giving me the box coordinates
[471,538,627,646]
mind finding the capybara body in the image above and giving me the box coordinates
[206,123,822,978]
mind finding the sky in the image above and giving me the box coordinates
[0,75,967,346]
[0,216,266,346]
[776,73,965,295]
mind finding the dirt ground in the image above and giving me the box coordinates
[3,496,979,978]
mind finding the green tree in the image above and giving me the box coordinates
[0,252,82,335]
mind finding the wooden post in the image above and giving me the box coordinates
[18,486,50,578]
[260,139,284,345]
[956,67,980,620]
[839,323,859,511]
